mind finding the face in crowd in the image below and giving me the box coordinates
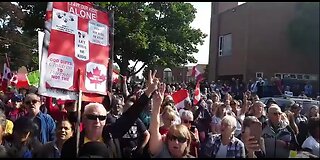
[56,119,74,142]
[162,106,176,127]
[24,93,41,116]
[181,110,193,129]
[267,104,282,125]
[166,124,191,158]
[82,103,107,138]
[252,101,265,115]
[111,98,124,116]
[220,115,237,138]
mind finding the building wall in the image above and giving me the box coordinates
[209,2,319,87]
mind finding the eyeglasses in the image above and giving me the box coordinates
[272,112,281,116]
[183,120,193,124]
[86,114,107,121]
[167,134,187,143]
[25,100,39,105]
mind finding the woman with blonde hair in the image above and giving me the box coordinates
[159,105,179,136]
[305,105,319,120]
[149,83,194,158]
[210,104,226,134]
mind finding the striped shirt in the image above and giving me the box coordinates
[201,134,245,158]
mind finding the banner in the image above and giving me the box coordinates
[40,2,111,96]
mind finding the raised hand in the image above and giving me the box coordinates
[152,83,166,109]
[145,70,159,97]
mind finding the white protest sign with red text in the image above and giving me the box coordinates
[43,2,110,95]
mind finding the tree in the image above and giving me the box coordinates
[0,2,43,71]
[287,2,319,56]
[18,2,207,77]
[96,2,206,77]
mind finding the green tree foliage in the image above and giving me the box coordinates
[96,2,207,76]
[288,2,319,55]
[18,2,206,77]
[0,2,43,71]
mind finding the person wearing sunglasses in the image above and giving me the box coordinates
[23,93,56,144]
[149,83,194,158]
[181,110,200,157]
[61,70,160,158]
[261,104,292,158]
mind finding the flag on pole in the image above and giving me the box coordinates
[172,89,190,110]
[193,82,201,105]
[112,70,119,84]
[191,66,204,82]
[2,54,11,92]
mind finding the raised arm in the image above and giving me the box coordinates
[122,76,130,99]
[149,82,166,157]
[107,70,159,138]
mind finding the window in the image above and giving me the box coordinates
[256,72,263,78]
[275,73,282,79]
[303,74,310,80]
[218,34,232,56]
[283,74,289,79]
[289,74,297,79]
[297,74,303,80]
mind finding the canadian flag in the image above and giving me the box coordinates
[112,70,119,84]
[193,82,201,105]
[191,66,204,82]
[11,73,30,89]
[172,89,190,110]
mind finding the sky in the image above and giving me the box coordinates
[131,2,246,76]
[189,2,245,66]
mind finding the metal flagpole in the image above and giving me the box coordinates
[108,11,114,93]
[76,69,82,157]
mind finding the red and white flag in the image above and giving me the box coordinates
[192,66,204,82]
[112,70,120,84]
[193,82,201,105]
[11,73,30,89]
[172,89,190,110]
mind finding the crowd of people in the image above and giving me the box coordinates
[0,70,319,158]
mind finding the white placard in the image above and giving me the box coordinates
[52,8,78,35]
[45,53,74,89]
[75,30,89,61]
[88,20,108,46]
[85,62,107,93]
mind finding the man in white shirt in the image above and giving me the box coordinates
[301,117,319,157]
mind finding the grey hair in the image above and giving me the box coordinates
[181,110,194,121]
[221,115,237,131]
[83,103,107,116]
[0,110,6,129]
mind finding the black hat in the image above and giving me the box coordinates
[78,141,110,158]
[266,98,277,105]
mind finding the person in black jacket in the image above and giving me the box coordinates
[61,70,159,158]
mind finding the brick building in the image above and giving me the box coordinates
[208,2,319,91]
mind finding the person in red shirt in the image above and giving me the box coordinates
[7,94,27,122]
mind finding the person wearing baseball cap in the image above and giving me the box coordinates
[290,103,308,148]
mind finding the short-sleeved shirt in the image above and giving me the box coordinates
[301,136,319,157]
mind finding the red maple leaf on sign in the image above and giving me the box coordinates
[87,67,106,89]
